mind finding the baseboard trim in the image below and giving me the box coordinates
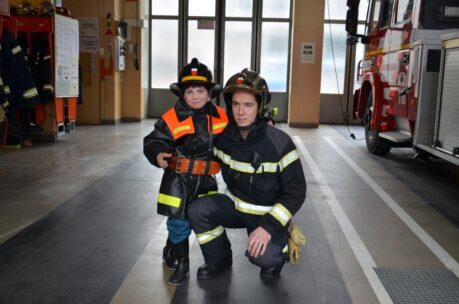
[121,117,142,123]
[100,119,121,125]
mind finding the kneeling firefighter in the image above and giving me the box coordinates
[187,68,307,279]
[143,58,228,285]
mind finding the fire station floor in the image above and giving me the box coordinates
[1,120,459,304]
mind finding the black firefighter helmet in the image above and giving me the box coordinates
[16,1,35,16]
[170,58,221,98]
[38,1,55,16]
[223,68,272,116]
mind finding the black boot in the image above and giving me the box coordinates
[163,239,178,270]
[168,240,189,285]
[197,252,232,279]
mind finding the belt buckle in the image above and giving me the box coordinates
[175,156,187,173]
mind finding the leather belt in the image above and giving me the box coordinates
[168,155,220,175]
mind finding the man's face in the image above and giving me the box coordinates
[183,85,209,109]
[231,90,258,128]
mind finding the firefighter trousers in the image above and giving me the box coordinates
[187,193,289,269]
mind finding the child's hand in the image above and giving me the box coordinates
[157,152,172,168]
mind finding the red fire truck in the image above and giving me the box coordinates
[346,0,459,165]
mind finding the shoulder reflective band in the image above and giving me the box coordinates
[12,45,22,55]
[198,190,219,198]
[162,108,195,140]
[23,88,39,99]
[182,75,207,82]
[212,122,227,131]
[209,106,229,135]
[43,84,54,91]
[278,150,300,172]
[227,191,272,215]
[268,203,292,226]
[157,193,181,208]
[196,225,225,244]
[213,147,299,174]
[4,86,11,95]
[174,125,192,135]
[283,244,288,253]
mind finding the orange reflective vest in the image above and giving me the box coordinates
[162,105,228,140]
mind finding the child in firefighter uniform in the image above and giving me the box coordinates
[143,58,228,285]
[187,69,306,279]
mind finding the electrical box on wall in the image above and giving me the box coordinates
[114,36,126,71]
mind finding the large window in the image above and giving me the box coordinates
[150,0,291,91]
[224,21,252,82]
[150,0,179,88]
[395,0,413,24]
[260,0,291,92]
[321,0,368,94]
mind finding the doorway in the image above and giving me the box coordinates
[148,0,292,121]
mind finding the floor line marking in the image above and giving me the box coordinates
[323,136,459,278]
[293,136,393,304]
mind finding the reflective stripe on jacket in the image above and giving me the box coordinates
[162,105,228,140]
[214,120,306,235]
[144,100,228,218]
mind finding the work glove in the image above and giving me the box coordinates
[288,223,307,264]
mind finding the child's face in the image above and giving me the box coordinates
[183,85,209,110]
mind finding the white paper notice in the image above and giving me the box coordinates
[300,42,315,64]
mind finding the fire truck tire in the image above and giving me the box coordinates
[364,93,392,156]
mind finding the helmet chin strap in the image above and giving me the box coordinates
[237,117,259,131]
[237,123,255,131]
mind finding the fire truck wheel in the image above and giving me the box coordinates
[364,93,392,156]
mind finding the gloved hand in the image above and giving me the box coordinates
[288,223,307,264]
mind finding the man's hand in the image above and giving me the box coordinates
[247,226,271,257]
[156,152,172,169]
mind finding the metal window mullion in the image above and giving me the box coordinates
[180,0,187,68]
[216,0,224,102]
[188,16,217,21]
[148,0,152,93]
[224,16,254,21]
[254,0,262,72]
[286,0,293,95]
[151,15,179,19]
[261,17,290,22]
[323,19,346,24]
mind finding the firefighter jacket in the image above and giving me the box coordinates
[30,36,54,104]
[144,99,228,219]
[213,119,306,236]
[0,68,10,123]
[0,31,40,120]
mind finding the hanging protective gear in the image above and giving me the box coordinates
[170,58,216,98]
[30,36,54,104]
[55,7,72,17]
[288,223,307,264]
[37,1,55,16]
[16,1,35,16]
[1,31,41,122]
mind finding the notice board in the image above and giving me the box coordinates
[55,14,79,97]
